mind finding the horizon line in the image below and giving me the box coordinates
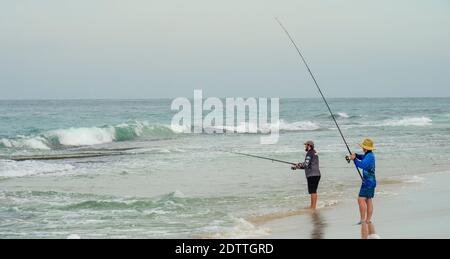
[0,96,450,101]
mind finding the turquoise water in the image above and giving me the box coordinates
[1,98,450,238]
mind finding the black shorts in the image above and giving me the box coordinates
[307,176,321,194]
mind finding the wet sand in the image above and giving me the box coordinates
[258,171,450,239]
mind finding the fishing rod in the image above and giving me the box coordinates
[230,151,351,169]
[230,151,297,166]
[275,18,363,181]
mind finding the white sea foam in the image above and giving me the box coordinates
[204,217,271,239]
[381,117,432,127]
[172,190,186,199]
[317,200,339,209]
[341,116,434,129]
[0,121,322,147]
[279,120,320,131]
[22,137,51,150]
[0,138,11,148]
[0,137,50,150]
[170,124,191,133]
[67,234,81,239]
[0,160,75,178]
[0,121,180,150]
[48,127,116,146]
[211,120,320,134]
[337,112,350,118]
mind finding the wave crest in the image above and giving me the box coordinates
[0,122,179,150]
[278,120,321,132]
[337,112,350,118]
[381,117,432,127]
[208,120,321,134]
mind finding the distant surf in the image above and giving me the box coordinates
[380,117,432,127]
[0,120,324,151]
[0,117,433,151]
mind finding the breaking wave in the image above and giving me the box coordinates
[380,117,432,127]
[336,112,350,118]
[278,120,321,132]
[208,120,321,134]
[0,137,51,150]
[0,121,179,150]
[317,112,356,119]
[0,119,323,150]
[340,116,434,129]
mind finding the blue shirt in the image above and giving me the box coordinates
[355,151,376,188]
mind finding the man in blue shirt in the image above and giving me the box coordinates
[347,139,376,225]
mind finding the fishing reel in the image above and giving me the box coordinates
[291,163,302,170]
[291,163,305,170]
[345,156,352,163]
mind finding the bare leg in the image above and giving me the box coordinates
[368,223,376,236]
[361,222,369,239]
[358,197,367,223]
[310,193,318,209]
[366,199,374,223]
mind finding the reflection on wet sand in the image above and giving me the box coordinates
[310,211,327,239]
[361,223,381,239]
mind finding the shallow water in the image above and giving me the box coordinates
[0,98,449,238]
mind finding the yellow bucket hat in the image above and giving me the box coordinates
[359,139,375,151]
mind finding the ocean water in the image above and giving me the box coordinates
[0,98,449,238]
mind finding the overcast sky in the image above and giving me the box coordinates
[1,0,449,99]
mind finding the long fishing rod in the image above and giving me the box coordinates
[275,18,363,181]
[230,151,297,166]
[230,151,351,169]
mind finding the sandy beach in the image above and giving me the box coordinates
[258,170,450,239]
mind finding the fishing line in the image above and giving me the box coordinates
[275,18,363,181]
